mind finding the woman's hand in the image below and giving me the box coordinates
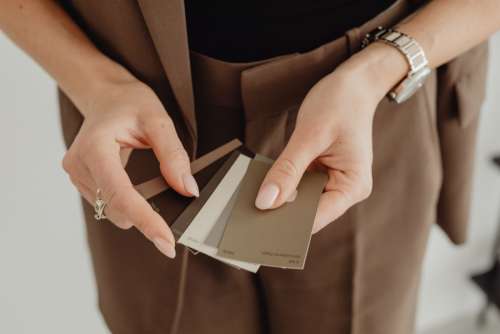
[1,0,202,258]
[255,44,406,233]
[62,79,199,258]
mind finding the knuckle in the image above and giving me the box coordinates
[166,146,188,161]
[77,141,96,162]
[359,185,372,201]
[273,158,299,179]
[68,175,80,188]
[139,222,156,239]
[114,219,134,230]
[157,114,175,130]
[357,177,373,201]
[142,113,173,132]
[160,146,189,171]
[78,133,108,162]
[62,153,74,174]
[106,186,132,212]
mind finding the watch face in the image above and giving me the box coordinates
[392,67,432,104]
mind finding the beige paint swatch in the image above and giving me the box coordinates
[178,154,259,272]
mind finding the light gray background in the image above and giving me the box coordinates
[1,32,499,334]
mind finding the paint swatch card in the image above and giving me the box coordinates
[216,159,327,269]
[203,155,272,248]
[170,151,241,239]
[176,153,260,272]
[134,139,244,233]
[135,139,327,272]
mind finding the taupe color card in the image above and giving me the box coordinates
[177,154,259,272]
[205,154,273,248]
[217,159,328,269]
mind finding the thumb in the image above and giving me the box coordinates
[255,134,317,210]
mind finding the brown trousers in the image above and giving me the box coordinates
[58,0,488,333]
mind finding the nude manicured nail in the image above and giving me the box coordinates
[153,238,176,259]
[183,174,199,197]
[255,183,280,210]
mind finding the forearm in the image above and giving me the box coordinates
[0,0,136,116]
[339,0,500,102]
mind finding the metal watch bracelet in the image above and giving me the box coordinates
[362,27,431,104]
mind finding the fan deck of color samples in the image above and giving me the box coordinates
[135,139,327,272]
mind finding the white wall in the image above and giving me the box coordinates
[0,31,499,334]
[0,35,107,333]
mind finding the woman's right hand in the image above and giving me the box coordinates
[62,79,199,259]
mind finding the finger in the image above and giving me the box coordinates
[73,156,97,190]
[73,179,134,230]
[64,151,96,193]
[312,190,351,234]
[142,114,199,198]
[312,169,372,234]
[72,178,94,205]
[255,133,319,210]
[64,150,102,207]
[85,141,176,258]
[66,153,133,230]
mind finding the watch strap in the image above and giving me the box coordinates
[375,29,428,75]
[362,26,430,103]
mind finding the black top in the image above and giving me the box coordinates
[185,0,396,62]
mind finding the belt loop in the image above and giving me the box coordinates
[345,27,362,57]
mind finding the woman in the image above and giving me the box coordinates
[1,0,499,333]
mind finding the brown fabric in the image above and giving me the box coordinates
[138,0,198,156]
[57,0,489,333]
[435,43,489,243]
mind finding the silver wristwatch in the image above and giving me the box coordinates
[362,27,431,104]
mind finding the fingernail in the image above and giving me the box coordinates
[183,174,199,197]
[153,238,176,259]
[255,183,280,210]
[286,189,298,203]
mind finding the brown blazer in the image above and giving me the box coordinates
[57,0,489,333]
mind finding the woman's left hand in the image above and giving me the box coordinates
[255,47,398,233]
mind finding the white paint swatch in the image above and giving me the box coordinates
[178,154,260,272]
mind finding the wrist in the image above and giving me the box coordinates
[62,57,138,117]
[335,42,410,103]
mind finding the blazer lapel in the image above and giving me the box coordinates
[137,0,197,155]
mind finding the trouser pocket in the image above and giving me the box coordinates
[436,41,489,244]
